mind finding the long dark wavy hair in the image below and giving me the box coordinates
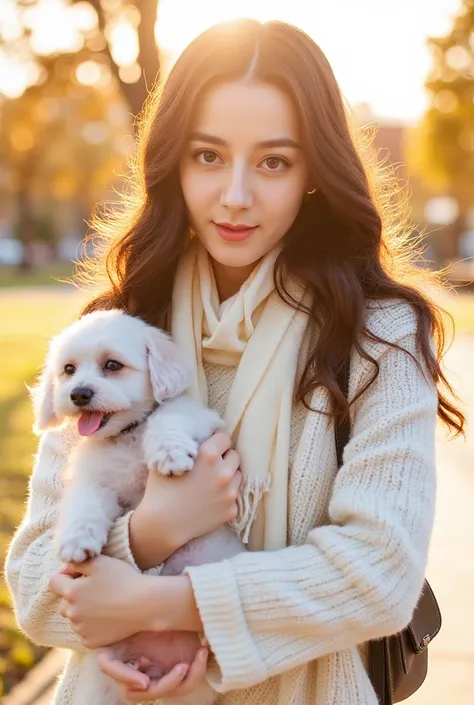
[79,18,464,435]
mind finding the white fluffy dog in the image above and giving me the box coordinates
[32,309,244,705]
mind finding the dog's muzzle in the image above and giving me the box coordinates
[70,387,94,407]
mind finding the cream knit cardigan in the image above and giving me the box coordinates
[5,300,438,705]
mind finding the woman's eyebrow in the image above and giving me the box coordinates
[188,131,302,149]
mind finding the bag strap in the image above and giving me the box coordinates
[334,361,391,704]
[335,361,351,469]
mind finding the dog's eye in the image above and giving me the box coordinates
[104,360,123,372]
[64,364,76,375]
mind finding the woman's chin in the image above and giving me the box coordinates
[204,237,266,270]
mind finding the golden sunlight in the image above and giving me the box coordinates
[155,0,285,58]
[155,0,462,123]
[0,0,463,121]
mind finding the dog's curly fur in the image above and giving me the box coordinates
[32,309,244,705]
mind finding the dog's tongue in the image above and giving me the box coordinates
[78,412,104,436]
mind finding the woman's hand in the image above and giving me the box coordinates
[130,431,242,570]
[48,556,155,648]
[98,645,209,702]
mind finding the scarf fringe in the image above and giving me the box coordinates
[232,474,272,544]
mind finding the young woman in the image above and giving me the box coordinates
[6,18,464,705]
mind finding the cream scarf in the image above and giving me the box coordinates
[171,239,311,550]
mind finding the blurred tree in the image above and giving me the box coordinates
[80,0,161,116]
[1,0,161,118]
[407,0,474,258]
[0,1,163,268]
[0,52,131,269]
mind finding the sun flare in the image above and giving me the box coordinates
[154,0,461,123]
[155,0,288,58]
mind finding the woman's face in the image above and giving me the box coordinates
[179,80,310,277]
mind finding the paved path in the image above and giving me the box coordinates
[407,330,474,705]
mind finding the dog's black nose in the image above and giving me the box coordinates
[70,387,94,407]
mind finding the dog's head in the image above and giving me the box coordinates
[31,310,191,439]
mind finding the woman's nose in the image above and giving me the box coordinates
[220,162,253,210]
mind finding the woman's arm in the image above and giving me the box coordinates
[5,429,88,650]
[104,506,175,572]
[4,428,166,650]
[8,423,240,650]
[153,314,438,692]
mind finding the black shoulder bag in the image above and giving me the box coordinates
[335,363,442,704]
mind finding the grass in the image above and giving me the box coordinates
[0,262,74,289]
[0,287,87,696]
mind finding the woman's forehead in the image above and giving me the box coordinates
[188,81,302,145]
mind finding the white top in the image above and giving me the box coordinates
[5,300,438,705]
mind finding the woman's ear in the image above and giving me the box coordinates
[29,358,60,434]
[146,328,192,402]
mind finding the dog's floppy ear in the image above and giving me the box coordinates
[29,356,61,434]
[146,328,192,402]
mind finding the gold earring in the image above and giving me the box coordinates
[306,187,317,195]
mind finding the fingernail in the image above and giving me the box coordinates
[177,664,188,676]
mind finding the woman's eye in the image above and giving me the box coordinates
[260,156,289,171]
[64,364,76,375]
[105,360,123,372]
[196,149,221,165]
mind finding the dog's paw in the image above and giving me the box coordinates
[144,432,199,476]
[57,523,108,563]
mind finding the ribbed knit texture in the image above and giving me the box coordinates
[5,301,438,705]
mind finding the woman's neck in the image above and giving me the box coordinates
[211,258,259,302]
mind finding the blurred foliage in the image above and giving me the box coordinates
[407,0,474,254]
[0,289,87,695]
[0,56,133,267]
[0,1,166,270]
[1,0,161,116]
[0,53,133,202]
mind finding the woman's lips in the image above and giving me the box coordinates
[213,222,258,242]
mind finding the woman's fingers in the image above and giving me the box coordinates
[122,663,190,701]
[136,656,152,671]
[59,563,83,578]
[99,647,208,701]
[229,467,242,492]
[175,647,209,694]
[58,599,69,619]
[97,650,150,690]
[200,431,232,458]
[140,647,209,699]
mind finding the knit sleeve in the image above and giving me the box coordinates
[184,306,439,692]
[5,428,161,650]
